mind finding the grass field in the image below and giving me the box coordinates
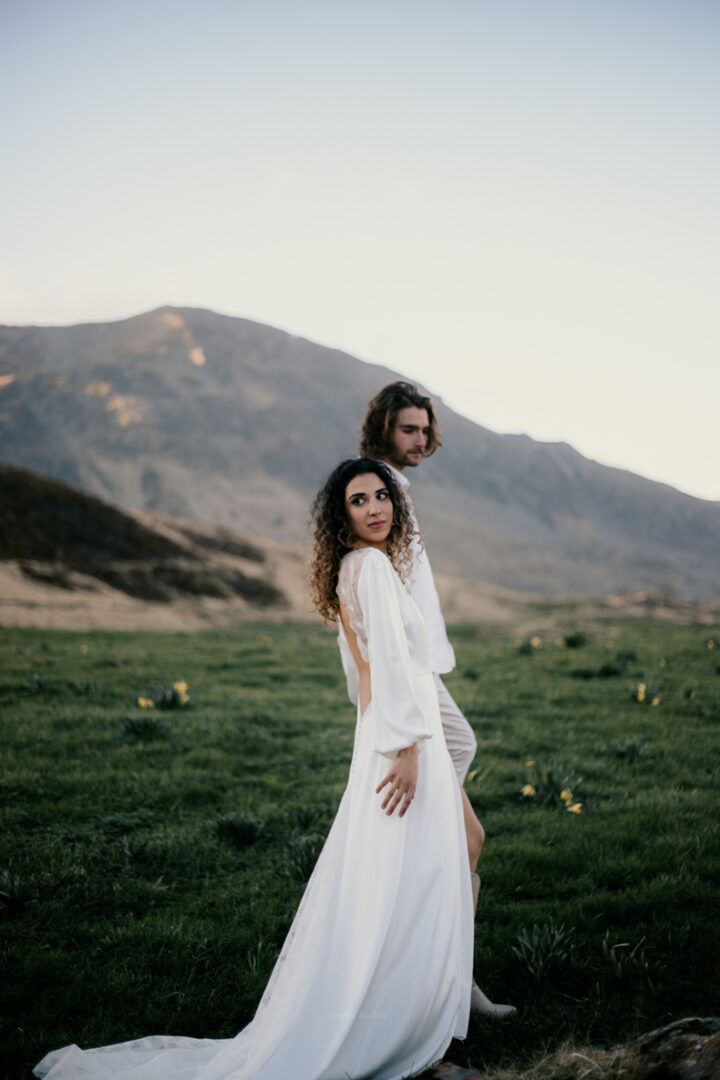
[2,619,719,1079]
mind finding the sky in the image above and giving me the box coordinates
[1,0,718,501]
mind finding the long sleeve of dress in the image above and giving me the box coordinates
[356,549,433,758]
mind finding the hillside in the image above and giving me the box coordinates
[1,305,719,598]
[0,464,307,628]
[2,463,718,632]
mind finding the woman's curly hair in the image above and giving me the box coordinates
[309,458,419,622]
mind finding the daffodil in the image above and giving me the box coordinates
[560,788,573,804]
[637,683,646,702]
[138,697,155,709]
[567,802,582,814]
[173,681,189,695]
[522,784,536,798]
[651,696,660,706]
[530,636,542,649]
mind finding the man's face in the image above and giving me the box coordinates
[387,406,430,469]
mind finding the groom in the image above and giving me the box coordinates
[359,380,515,1018]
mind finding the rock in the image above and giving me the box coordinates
[609,1018,720,1080]
[417,1019,720,1080]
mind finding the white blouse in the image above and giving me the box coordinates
[337,546,433,757]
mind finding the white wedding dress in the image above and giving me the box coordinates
[35,547,473,1080]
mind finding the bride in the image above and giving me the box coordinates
[34,458,473,1080]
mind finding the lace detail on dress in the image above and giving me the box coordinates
[336,549,380,662]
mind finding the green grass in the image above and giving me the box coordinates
[1,621,719,1079]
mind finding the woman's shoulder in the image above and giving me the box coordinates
[341,546,387,563]
[340,547,392,573]
[338,547,393,592]
[346,550,403,605]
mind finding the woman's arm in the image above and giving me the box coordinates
[356,549,431,757]
[353,549,430,818]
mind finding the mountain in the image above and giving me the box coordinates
[0,462,310,628]
[1,305,718,599]
[6,461,716,633]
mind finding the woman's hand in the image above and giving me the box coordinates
[376,744,418,817]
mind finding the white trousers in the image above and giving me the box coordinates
[434,674,477,785]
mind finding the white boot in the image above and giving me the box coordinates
[470,871,517,1018]
[470,982,517,1018]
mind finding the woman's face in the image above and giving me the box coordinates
[344,472,393,550]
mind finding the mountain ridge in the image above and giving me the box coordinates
[4,460,718,633]
[1,304,718,599]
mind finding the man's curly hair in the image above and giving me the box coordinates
[309,458,418,623]
[359,381,442,460]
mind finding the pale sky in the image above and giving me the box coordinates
[2,0,718,501]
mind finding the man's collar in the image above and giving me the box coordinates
[383,461,410,489]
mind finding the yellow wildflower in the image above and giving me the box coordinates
[522,784,536,798]
[637,683,646,702]
[80,644,88,655]
[138,697,155,709]
[555,638,566,648]
[651,696,660,707]
[560,788,573,804]
[708,639,716,650]
[530,636,542,649]
[467,769,478,782]
[173,681,189,695]
[567,802,583,814]
[525,760,535,767]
